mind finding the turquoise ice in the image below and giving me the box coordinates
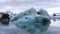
[10,8,51,34]
[10,8,36,21]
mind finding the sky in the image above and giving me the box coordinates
[0,0,60,15]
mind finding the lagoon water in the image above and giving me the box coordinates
[0,19,60,34]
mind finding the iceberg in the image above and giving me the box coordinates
[10,8,51,34]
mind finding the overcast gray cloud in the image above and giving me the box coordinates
[0,0,60,14]
[1,0,60,2]
[0,0,60,9]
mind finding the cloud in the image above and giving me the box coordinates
[0,0,60,2]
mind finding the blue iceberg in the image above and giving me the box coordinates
[10,8,51,34]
